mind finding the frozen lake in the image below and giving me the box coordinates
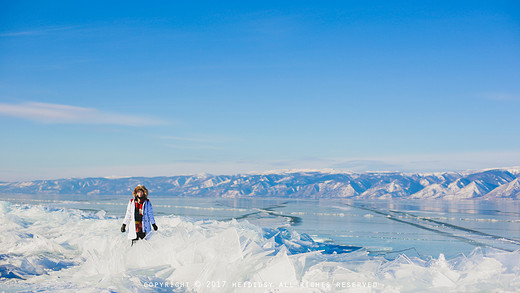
[2,194,519,258]
[1,194,520,292]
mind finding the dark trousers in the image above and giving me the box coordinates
[131,231,146,246]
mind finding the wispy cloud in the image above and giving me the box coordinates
[0,101,164,126]
[0,25,79,37]
[480,92,520,102]
[158,135,233,151]
[159,135,217,143]
[329,151,520,173]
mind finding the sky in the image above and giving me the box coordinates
[1,1,519,181]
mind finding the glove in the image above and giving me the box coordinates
[121,224,126,233]
[152,223,158,231]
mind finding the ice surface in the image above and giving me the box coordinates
[1,200,519,292]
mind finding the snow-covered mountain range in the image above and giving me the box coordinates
[1,168,520,199]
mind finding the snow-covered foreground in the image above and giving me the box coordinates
[1,201,520,292]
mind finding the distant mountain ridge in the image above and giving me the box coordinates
[1,168,520,199]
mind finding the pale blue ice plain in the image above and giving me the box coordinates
[1,195,520,292]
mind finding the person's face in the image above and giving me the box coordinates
[137,190,144,198]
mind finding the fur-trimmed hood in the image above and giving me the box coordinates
[133,185,149,198]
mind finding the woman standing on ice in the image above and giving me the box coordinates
[121,185,158,245]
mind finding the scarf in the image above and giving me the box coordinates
[134,198,145,233]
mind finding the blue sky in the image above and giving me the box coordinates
[1,1,519,181]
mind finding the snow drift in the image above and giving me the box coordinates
[1,201,519,292]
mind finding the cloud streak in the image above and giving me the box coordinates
[0,25,79,37]
[480,92,520,102]
[0,101,164,126]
